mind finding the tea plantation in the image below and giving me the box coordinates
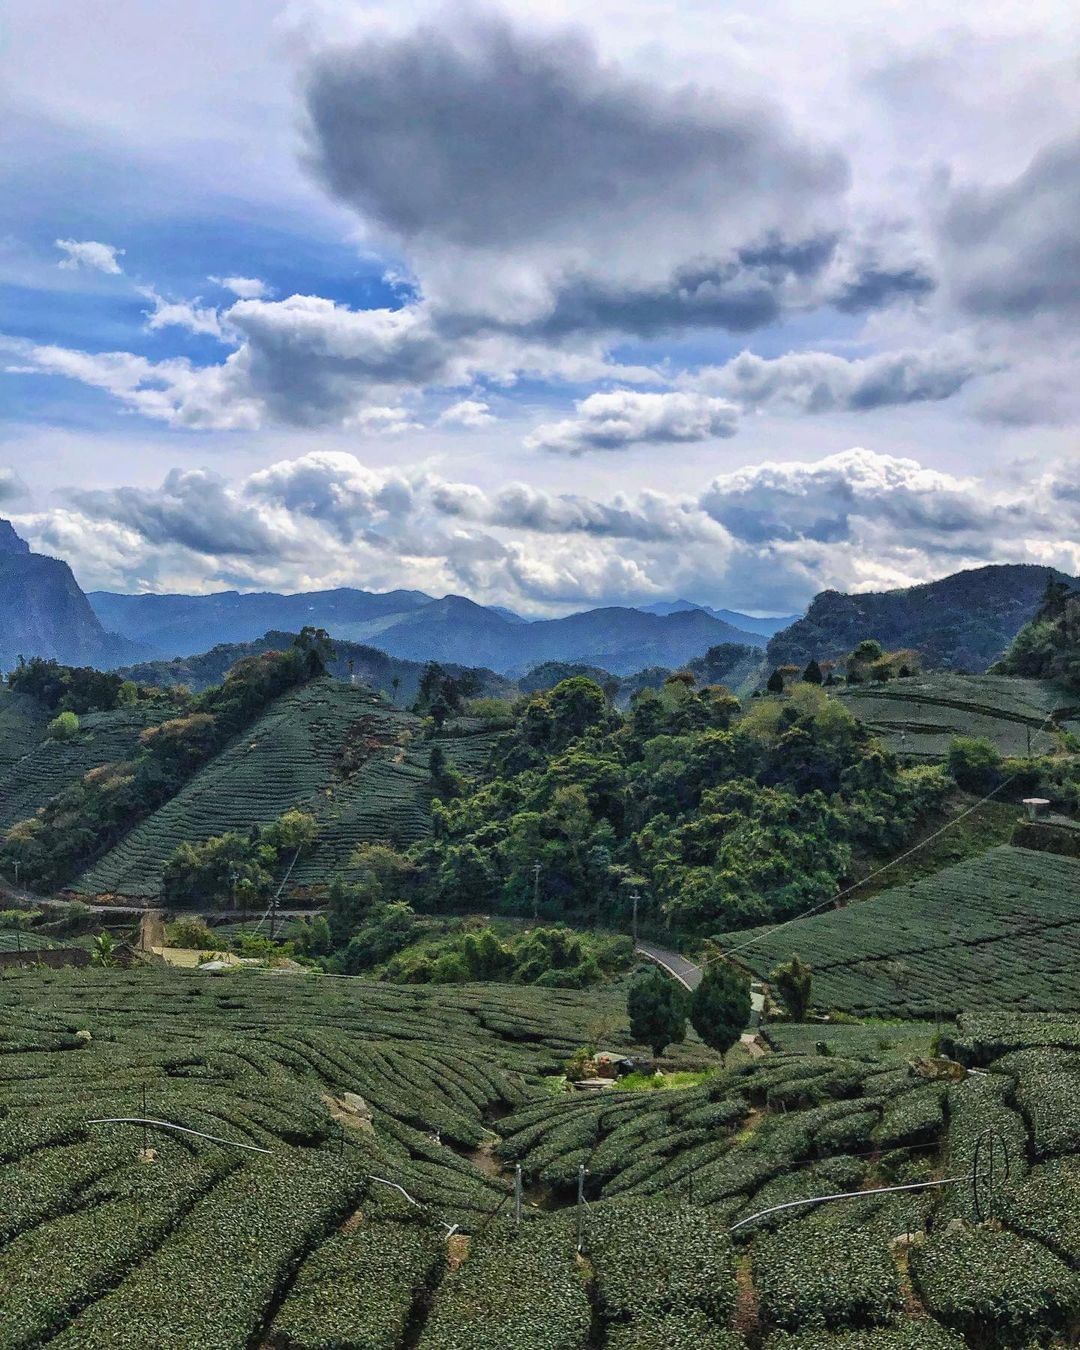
[1,967,1077,1348]
[715,846,1080,1017]
[835,673,1080,759]
[69,680,500,899]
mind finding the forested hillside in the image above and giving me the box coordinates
[767,565,1080,672]
[994,578,1080,691]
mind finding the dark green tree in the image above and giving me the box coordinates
[294,627,335,678]
[802,659,823,685]
[766,668,785,694]
[770,953,813,1021]
[627,968,687,1059]
[690,961,751,1062]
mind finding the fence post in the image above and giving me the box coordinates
[514,1164,523,1228]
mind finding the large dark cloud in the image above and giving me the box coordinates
[942,133,1080,321]
[303,19,847,251]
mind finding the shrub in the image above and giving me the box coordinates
[910,1226,1077,1346]
[46,711,80,741]
[947,736,1002,792]
[166,917,217,950]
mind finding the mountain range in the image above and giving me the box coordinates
[2,516,1074,683]
[90,585,769,675]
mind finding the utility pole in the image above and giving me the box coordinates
[531,862,541,925]
[514,1164,523,1228]
[630,891,640,946]
[12,860,19,889]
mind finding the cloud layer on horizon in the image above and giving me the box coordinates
[14,446,1079,614]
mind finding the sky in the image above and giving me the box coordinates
[1,0,1078,615]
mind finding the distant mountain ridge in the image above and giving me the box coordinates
[0,521,138,673]
[91,585,768,674]
[766,564,1080,672]
[636,598,798,637]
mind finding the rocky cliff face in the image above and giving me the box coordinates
[0,521,138,672]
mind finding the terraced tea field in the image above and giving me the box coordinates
[70,680,501,900]
[1,970,1076,1348]
[717,846,1080,1017]
[835,673,1079,759]
[0,688,48,774]
[0,702,168,831]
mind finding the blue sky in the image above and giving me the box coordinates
[1,0,1078,613]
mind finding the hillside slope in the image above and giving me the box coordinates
[71,679,501,900]
[719,845,1080,1016]
[115,630,515,702]
[0,702,172,831]
[767,564,1080,672]
[835,672,1080,758]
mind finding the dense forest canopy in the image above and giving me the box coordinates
[340,673,952,940]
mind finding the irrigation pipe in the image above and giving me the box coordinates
[728,1173,966,1232]
[87,1116,273,1154]
[366,1175,459,1236]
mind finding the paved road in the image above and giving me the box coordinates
[635,941,766,1042]
[634,941,704,990]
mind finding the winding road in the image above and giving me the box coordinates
[634,940,765,1037]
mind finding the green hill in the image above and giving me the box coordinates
[834,672,1080,759]
[71,679,501,900]
[767,564,1080,672]
[0,701,171,831]
[115,630,516,703]
[716,846,1080,1017]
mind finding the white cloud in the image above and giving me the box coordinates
[437,398,494,427]
[141,289,225,339]
[526,390,740,454]
[695,346,984,414]
[54,239,125,274]
[15,445,1077,612]
[209,275,271,299]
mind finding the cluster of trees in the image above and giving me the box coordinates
[626,952,813,1061]
[627,961,750,1061]
[1,632,330,890]
[368,674,950,935]
[994,578,1080,692]
[294,873,630,986]
[412,662,483,730]
[9,657,154,715]
[163,809,318,908]
[764,640,920,695]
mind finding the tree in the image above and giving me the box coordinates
[47,711,80,741]
[947,736,1003,792]
[766,668,785,694]
[770,953,813,1021]
[627,968,687,1059]
[293,627,335,678]
[802,660,823,685]
[690,961,751,1062]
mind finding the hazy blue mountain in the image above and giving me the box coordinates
[91,584,767,674]
[89,586,435,657]
[637,598,798,636]
[0,520,141,672]
[766,564,1080,672]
